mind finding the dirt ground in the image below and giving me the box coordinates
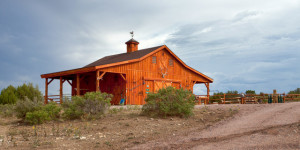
[0,103,299,150]
[0,105,236,150]
[131,102,300,150]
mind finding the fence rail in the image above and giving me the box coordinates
[195,93,300,105]
[45,94,72,104]
[44,93,300,105]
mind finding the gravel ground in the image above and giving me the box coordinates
[130,102,300,150]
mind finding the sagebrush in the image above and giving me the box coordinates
[14,97,62,125]
[0,104,14,117]
[62,91,112,120]
[14,97,43,119]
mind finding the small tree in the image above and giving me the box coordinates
[288,88,300,94]
[0,85,18,104]
[245,90,256,95]
[16,83,43,100]
[226,90,238,95]
[0,83,43,104]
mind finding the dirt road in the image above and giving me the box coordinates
[131,102,300,150]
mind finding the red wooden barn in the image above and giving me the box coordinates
[41,38,213,105]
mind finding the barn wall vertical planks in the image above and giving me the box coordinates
[97,48,211,104]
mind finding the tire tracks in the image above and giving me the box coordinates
[130,103,300,150]
[177,122,300,149]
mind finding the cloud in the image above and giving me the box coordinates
[0,0,300,95]
[233,10,261,22]
[165,5,300,94]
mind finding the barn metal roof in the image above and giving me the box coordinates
[84,45,163,68]
[41,45,213,82]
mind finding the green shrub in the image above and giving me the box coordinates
[25,110,50,125]
[14,97,43,119]
[82,92,112,115]
[62,92,112,120]
[142,86,196,118]
[62,97,85,120]
[42,102,61,120]
[0,104,14,117]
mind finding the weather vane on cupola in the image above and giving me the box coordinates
[130,31,134,38]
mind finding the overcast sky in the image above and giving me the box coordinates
[0,0,300,95]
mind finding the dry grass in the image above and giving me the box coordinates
[0,106,237,150]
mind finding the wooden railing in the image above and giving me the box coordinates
[195,93,300,105]
[283,94,300,102]
[45,94,72,104]
[44,93,300,105]
[195,95,209,105]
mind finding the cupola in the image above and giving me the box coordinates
[125,31,139,53]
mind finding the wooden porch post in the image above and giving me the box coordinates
[60,76,63,104]
[206,83,210,104]
[45,78,48,104]
[125,79,129,105]
[191,81,196,93]
[96,71,106,92]
[96,70,100,92]
[76,74,80,96]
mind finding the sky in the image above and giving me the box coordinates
[0,0,300,95]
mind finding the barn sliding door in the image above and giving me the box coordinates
[154,81,179,92]
[145,80,181,95]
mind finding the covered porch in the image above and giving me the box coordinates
[43,70,127,105]
[192,81,210,105]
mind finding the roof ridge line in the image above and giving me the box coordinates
[83,45,164,68]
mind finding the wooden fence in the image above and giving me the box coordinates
[44,93,300,105]
[45,94,72,104]
[195,93,300,105]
